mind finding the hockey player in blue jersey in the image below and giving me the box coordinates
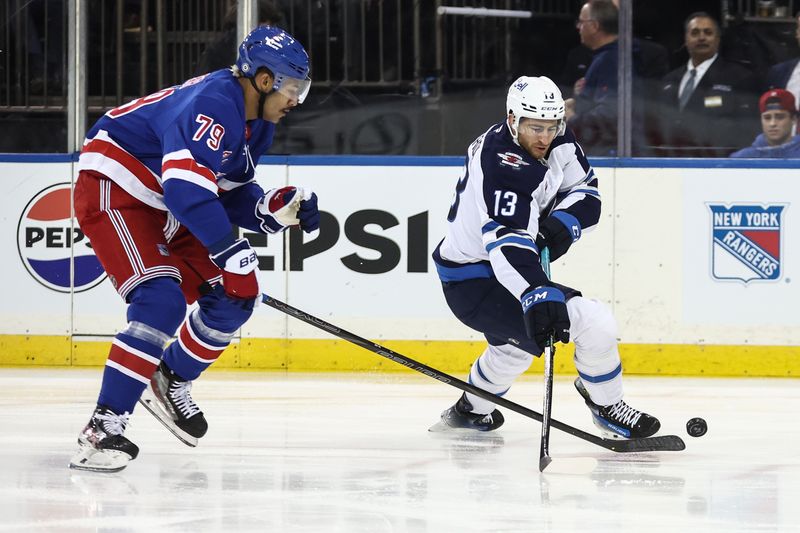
[69,26,320,472]
[430,76,660,440]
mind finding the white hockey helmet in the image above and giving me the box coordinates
[506,76,566,143]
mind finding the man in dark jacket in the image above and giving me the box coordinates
[565,0,640,156]
[765,12,800,102]
[655,12,759,157]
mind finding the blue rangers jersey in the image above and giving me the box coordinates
[433,121,601,300]
[78,69,278,251]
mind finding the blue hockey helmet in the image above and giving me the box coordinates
[236,25,311,103]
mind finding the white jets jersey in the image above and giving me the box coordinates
[433,121,601,300]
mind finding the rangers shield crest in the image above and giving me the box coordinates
[708,204,785,283]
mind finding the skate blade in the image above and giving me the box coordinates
[68,447,130,473]
[428,420,481,433]
[591,416,632,440]
[138,389,198,448]
[428,420,454,433]
[428,420,498,436]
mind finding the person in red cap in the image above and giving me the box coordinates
[730,88,800,158]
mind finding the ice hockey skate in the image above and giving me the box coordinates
[69,406,139,473]
[429,393,505,433]
[139,361,208,447]
[574,377,660,439]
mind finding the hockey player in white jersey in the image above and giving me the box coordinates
[431,75,660,440]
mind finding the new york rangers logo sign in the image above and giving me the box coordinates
[708,204,785,283]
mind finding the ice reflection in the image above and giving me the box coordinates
[0,370,798,533]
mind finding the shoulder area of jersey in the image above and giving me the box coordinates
[177,70,245,113]
[548,126,579,152]
[178,70,239,94]
[481,122,538,170]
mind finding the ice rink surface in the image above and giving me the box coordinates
[0,368,798,533]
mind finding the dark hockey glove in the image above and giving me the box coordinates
[535,213,582,261]
[210,238,260,300]
[521,286,571,349]
[297,191,320,232]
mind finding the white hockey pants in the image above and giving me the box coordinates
[465,296,623,414]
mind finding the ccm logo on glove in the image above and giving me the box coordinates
[523,290,551,306]
[521,285,571,349]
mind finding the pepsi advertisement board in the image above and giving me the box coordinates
[0,159,797,374]
[17,183,106,293]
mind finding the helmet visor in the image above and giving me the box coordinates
[274,75,311,104]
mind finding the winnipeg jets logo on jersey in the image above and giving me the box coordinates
[497,152,530,169]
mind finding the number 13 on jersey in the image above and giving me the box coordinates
[448,167,518,221]
[493,190,517,216]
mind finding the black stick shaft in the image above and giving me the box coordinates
[539,247,554,471]
[259,293,685,453]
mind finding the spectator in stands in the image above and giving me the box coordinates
[559,0,668,96]
[655,12,759,157]
[564,0,635,155]
[12,0,65,95]
[730,89,800,158]
[195,0,285,75]
[765,12,800,103]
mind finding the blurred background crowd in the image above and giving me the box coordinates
[3,0,800,158]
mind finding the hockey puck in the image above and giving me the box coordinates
[686,417,707,437]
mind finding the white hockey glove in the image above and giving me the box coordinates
[256,186,319,234]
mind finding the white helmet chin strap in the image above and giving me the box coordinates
[508,114,521,146]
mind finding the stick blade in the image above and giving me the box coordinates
[539,455,552,472]
[609,434,686,452]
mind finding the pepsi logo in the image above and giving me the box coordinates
[17,183,106,293]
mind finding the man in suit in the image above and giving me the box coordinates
[765,13,800,102]
[655,12,759,157]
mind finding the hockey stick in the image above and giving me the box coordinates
[260,293,686,454]
[539,248,555,472]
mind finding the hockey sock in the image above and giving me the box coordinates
[568,297,624,406]
[99,322,172,413]
[465,343,533,414]
[162,309,235,381]
[98,278,186,413]
[575,362,623,406]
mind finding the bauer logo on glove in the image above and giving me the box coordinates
[209,238,261,300]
